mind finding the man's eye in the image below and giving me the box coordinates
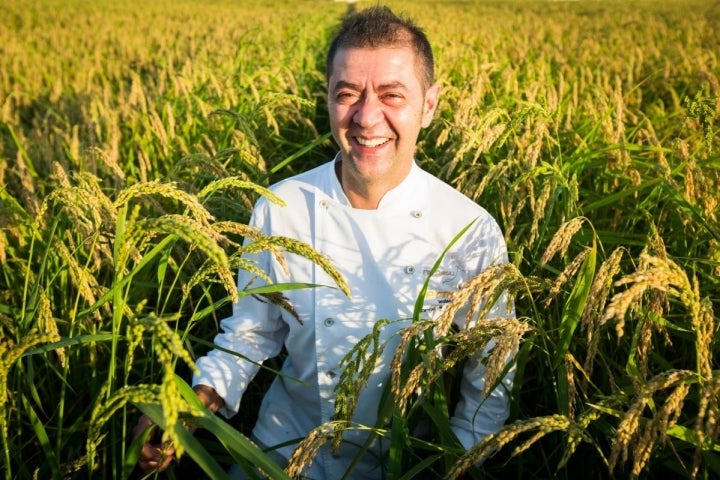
[383,93,404,103]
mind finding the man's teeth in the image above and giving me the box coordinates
[356,137,390,147]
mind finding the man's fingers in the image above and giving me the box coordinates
[134,414,177,473]
[138,444,176,473]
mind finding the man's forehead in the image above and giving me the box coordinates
[329,46,419,77]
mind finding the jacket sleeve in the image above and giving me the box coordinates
[192,202,288,418]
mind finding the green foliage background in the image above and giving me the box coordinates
[0,0,718,478]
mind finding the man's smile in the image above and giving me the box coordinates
[354,136,391,148]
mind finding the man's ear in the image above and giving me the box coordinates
[421,83,441,128]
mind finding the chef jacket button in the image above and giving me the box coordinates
[411,210,422,218]
[405,265,415,274]
[323,317,335,327]
[319,200,329,209]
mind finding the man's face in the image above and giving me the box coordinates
[327,46,440,192]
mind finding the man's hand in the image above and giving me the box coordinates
[132,384,225,473]
[133,414,176,473]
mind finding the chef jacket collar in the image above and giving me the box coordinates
[329,152,425,211]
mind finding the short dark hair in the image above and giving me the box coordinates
[325,5,435,89]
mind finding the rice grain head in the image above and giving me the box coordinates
[541,217,586,266]
[608,369,695,474]
[581,247,624,380]
[544,248,591,307]
[447,415,571,480]
[286,422,340,479]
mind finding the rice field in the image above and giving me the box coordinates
[0,0,718,478]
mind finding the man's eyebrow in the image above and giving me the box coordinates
[331,80,409,92]
[331,80,361,92]
[376,81,408,92]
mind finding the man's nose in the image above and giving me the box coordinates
[352,95,383,127]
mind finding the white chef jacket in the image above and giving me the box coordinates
[193,155,514,479]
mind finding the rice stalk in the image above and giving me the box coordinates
[86,384,162,472]
[35,289,65,368]
[608,369,696,477]
[446,415,573,480]
[134,214,228,270]
[580,247,625,381]
[441,317,529,399]
[601,253,694,339]
[113,180,214,226]
[692,372,720,478]
[334,319,392,437]
[544,247,591,306]
[243,235,350,298]
[286,421,344,479]
[390,321,434,412]
[540,217,586,266]
[0,332,62,473]
[435,263,523,335]
[197,177,284,208]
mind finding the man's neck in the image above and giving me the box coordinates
[335,160,408,210]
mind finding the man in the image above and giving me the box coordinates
[136,5,514,478]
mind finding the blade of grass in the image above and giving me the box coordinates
[22,395,60,480]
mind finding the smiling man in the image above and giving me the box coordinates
[136,5,514,479]
[327,42,440,209]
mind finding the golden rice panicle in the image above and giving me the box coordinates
[36,289,65,368]
[88,145,126,185]
[544,248,591,307]
[197,177,285,209]
[447,415,571,480]
[0,331,62,449]
[244,235,350,298]
[142,314,197,375]
[630,381,690,478]
[11,149,40,217]
[439,318,528,400]
[286,422,339,479]
[390,322,432,403]
[692,296,715,382]
[212,221,265,249]
[113,180,214,225]
[477,318,529,398]
[709,240,720,277]
[334,319,390,429]
[396,363,426,416]
[35,177,107,239]
[559,410,599,469]
[114,205,153,270]
[692,373,720,478]
[601,253,692,339]
[183,261,238,302]
[54,238,105,322]
[563,353,579,419]
[87,385,161,471]
[541,217,586,266]
[436,263,521,335]
[581,247,624,380]
[528,181,554,247]
[142,214,229,269]
[140,314,198,459]
[608,370,695,475]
